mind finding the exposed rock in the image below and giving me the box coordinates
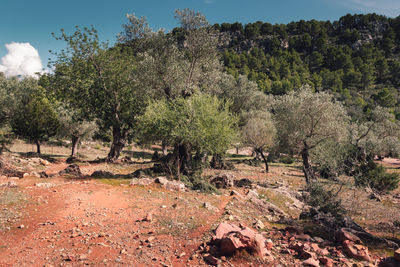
[234,178,253,188]
[303,258,320,267]
[58,164,82,177]
[246,189,289,220]
[211,222,268,257]
[204,254,221,266]
[302,208,397,248]
[0,181,17,188]
[319,257,334,266]
[253,219,265,229]
[35,182,54,188]
[342,240,372,262]
[91,170,115,178]
[0,160,24,178]
[154,177,185,191]
[210,174,234,189]
[129,178,154,186]
[335,228,362,244]
[395,248,400,262]
[39,159,50,166]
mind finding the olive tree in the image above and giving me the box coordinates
[350,106,400,161]
[121,9,225,172]
[271,85,349,184]
[138,93,238,176]
[11,81,59,154]
[0,74,18,152]
[51,27,148,162]
[56,106,97,157]
[241,111,276,172]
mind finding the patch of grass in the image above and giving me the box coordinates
[257,188,299,217]
[156,215,205,236]
[0,189,26,205]
[97,178,130,186]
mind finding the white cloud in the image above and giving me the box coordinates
[336,0,400,17]
[204,0,213,4]
[0,42,44,78]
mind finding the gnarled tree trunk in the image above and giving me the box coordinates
[35,139,41,154]
[257,149,269,173]
[71,136,80,157]
[106,125,127,163]
[174,142,192,176]
[301,145,317,184]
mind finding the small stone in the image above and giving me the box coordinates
[18,224,24,229]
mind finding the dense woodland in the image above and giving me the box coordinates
[0,10,400,194]
[211,13,400,119]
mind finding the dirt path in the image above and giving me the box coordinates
[0,163,232,266]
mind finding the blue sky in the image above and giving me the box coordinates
[1,0,400,75]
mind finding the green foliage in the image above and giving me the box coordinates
[180,174,220,194]
[279,155,294,164]
[138,93,238,156]
[354,160,399,193]
[305,183,346,218]
[271,85,350,155]
[213,14,400,111]
[11,84,59,149]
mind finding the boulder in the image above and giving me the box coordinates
[155,177,185,191]
[335,228,362,244]
[342,240,372,262]
[210,174,234,189]
[58,164,82,177]
[211,222,268,257]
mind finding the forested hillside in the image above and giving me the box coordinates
[196,13,400,118]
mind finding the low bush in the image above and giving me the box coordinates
[304,183,346,218]
[354,160,399,193]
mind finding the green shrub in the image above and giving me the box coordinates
[305,183,346,218]
[354,160,399,193]
[279,155,294,164]
[180,173,220,194]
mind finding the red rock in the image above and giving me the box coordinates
[335,228,361,244]
[212,222,267,257]
[204,254,221,266]
[300,250,316,260]
[319,257,334,267]
[317,248,329,256]
[266,239,273,250]
[310,243,320,252]
[342,240,371,262]
[395,248,400,262]
[303,257,320,267]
